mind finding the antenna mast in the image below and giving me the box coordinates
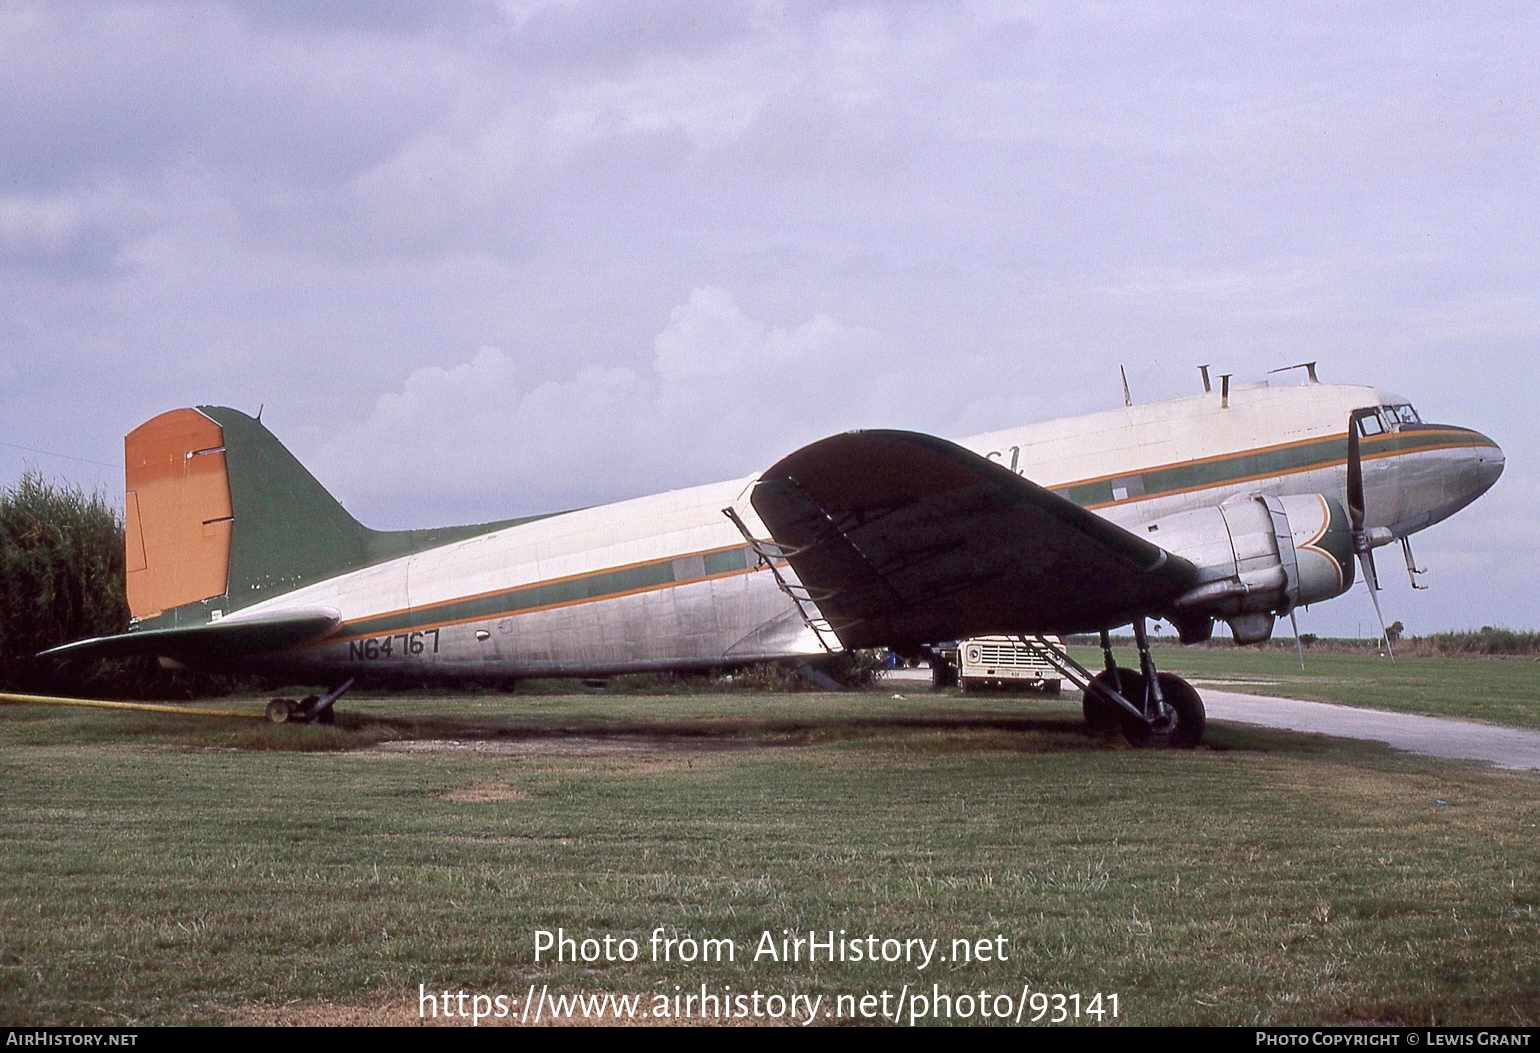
[1266,362,1320,384]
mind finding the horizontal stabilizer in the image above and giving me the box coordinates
[39,608,341,665]
[751,431,1197,648]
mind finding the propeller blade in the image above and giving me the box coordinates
[1348,409,1394,661]
[1289,610,1305,672]
[1358,551,1395,661]
[1346,412,1366,534]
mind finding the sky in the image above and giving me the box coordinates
[1,1,1535,637]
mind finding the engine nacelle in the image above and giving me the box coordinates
[1144,493,1355,644]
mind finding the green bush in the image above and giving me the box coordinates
[1419,627,1540,656]
[0,472,130,694]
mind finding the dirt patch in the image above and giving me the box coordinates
[437,781,534,802]
[377,737,669,756]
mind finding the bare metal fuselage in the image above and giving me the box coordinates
[226,381,1502,679]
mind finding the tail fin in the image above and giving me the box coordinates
[125,406,536,629]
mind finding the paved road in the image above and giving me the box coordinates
[1199,688,1540,771]
[878,669,1540,770]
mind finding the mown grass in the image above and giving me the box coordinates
[2,688,1538,1027]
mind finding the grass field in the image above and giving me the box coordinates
[3,665,1539,1028]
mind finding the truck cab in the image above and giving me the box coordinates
[933,636,1067,693]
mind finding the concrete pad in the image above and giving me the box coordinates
[1201,689,1540,771]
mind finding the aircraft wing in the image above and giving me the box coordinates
[750,431,1197,648]
[38,608,341,666]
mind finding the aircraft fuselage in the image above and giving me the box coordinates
[218,379,1500,680]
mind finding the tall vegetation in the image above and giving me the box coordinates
[1077,627,1540,657]
[0,472,130,694]
[1416,627,1540,656]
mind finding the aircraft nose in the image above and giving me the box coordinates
[1474,436,1505,495]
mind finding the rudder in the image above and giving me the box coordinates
[124,409,236,624]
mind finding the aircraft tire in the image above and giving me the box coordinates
[265,699,297,723]
[1084,669,1141,733]
[1156,673,1205,748]
[1123,673,1206,749]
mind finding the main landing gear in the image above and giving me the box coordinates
[265,678,356,725]
[1017,622,1205,748]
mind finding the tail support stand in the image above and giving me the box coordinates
[308,677,355,721]
[266,677,356,725]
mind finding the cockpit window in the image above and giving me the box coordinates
[1385,404,1420,425]
[1357,412,1384,436]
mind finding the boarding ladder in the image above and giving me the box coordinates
[722,506,843,654]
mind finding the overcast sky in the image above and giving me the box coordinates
[2,1,1535,636]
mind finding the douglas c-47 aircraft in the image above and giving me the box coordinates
[46,367,1503,747]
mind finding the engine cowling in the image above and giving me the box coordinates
[1142,493,1355,644]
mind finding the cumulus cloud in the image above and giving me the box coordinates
[311,287,888,519]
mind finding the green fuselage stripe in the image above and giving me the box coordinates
[1059,427,1492,509]
[332,545,758,641]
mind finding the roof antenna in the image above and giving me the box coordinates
[255,403,264,422]
[1198,365,1212,393]
[1219,373,1232,409]
[1266,362,1320,384]
[1120,366,1132,407]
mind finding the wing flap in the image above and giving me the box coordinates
[750,431,1196,648]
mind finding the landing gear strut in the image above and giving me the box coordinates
[1016,622,1206,748]
[1082,630,1140,732]
[264,678,356,725]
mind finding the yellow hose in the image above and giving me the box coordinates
[0,692,265,720]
